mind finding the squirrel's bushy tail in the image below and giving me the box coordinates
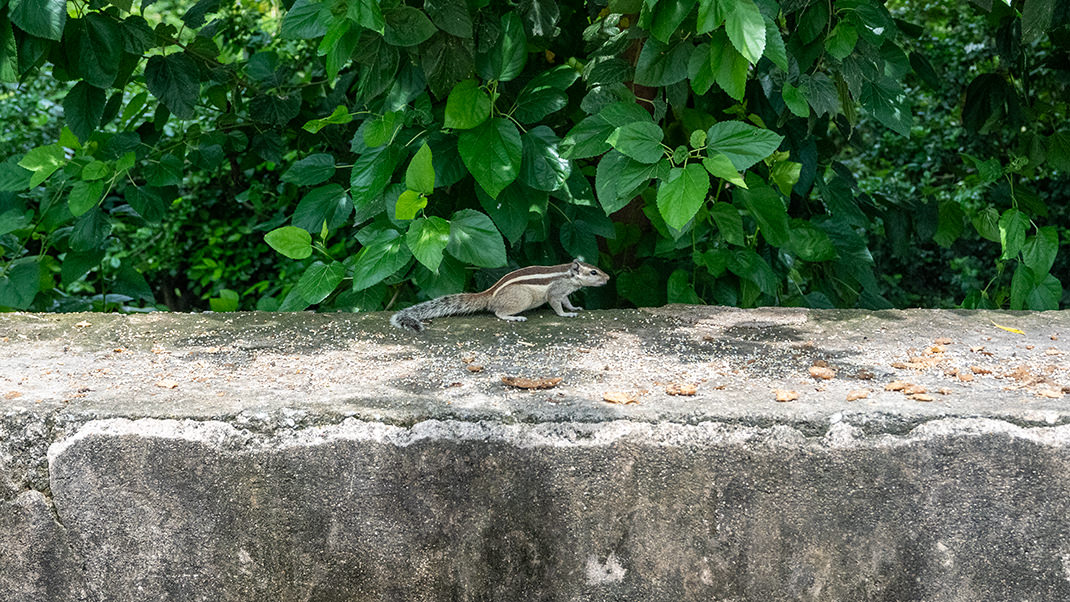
[390,293,489,331]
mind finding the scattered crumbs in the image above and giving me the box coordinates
[846,389,869,401]
[603,391,639,404]
[665,383,697,396]
[809,365,835,380]
[502,376,563,390]
[774,389,799,402]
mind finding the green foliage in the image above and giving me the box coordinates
[0,0,1066,314]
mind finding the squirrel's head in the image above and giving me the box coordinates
[569,259,610,287]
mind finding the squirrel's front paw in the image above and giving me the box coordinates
[560,312,578,318]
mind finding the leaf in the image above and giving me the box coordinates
[145,53,200,120]
[9,0,66,41]
[1021,226,1058,275]
[350,145,402,208]
[363,112,401,147]
[69,208,112,252]
[972,207,1001,242]
[617,264,666,307]
[249,93,301,125]
[68,180,106,217]
[426,0,473,38]
[476,12,527,82]
[146,154,183,187]
[709,201,744,246]
[825,22,858,60]
[444,79,491,129]
[209,289,239,312]
[634,38,692,86]
[782,83,810,118]
[696,0,727,33]
[406,216,451,273]
[650,0,697,43]
[66,14,121,89]
[933,200,964,248]
[667,269,703,304]
[0,258,40,309]
[705,32,749,100]
[520,0,559,38]
[0,208,30,236]
[596,151,665,215]
[282,153,336,186]
[702,153,747,188]
[1021,0,1055,44]
[656,164,710,231]
[521,126,570,192]
[64,82,107,142]
[1025,273,1062,310]
[0,157,32,192]
[18,144,65,188]
[706,121,784,171]
[394,189,427,221]
[351,231,412,291]
[861,76,911,137]
[446,209,506,267]
[458,118,522,199]
[323,22,362,81]
[297,260,346,304]
[292,184,352,233]
[422,32,476,99]
[60,249,103,286]
[280,0,327,39]
[406,144,436,195]
[303,105,352,134]
[182,0,221,28]
[265,226,313,259]
[513,87,568,123]
[348,0,385,33]
[724,0,765,64]
[1048,131,1070,171]
[119,16,155,54]
[559,220,599,261]
[802,73,841,118]
[560,102,652,159]
[127,187,167,223]
[477,182,546,244]
[695,248,730,277]
[763,18,788,70]
[728,249,778,297]
[607,121,665,164]
[735,174,789,247]
[998,207,1029,260]
[384,6,437,47]
[0,14,15,83]
[787,219,836,262]
[770,159,801,196]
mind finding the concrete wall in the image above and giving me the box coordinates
[2,309,1069,600]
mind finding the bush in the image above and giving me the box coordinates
[0,0,1065,313]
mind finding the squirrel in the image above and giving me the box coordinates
[390,259,610,331]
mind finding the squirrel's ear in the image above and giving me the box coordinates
[570,259,582,272]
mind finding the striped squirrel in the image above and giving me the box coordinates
[390,259,610,331]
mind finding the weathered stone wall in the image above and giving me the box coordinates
[2,308,1068,601]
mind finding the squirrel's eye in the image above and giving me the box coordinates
[589,270,597,275]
